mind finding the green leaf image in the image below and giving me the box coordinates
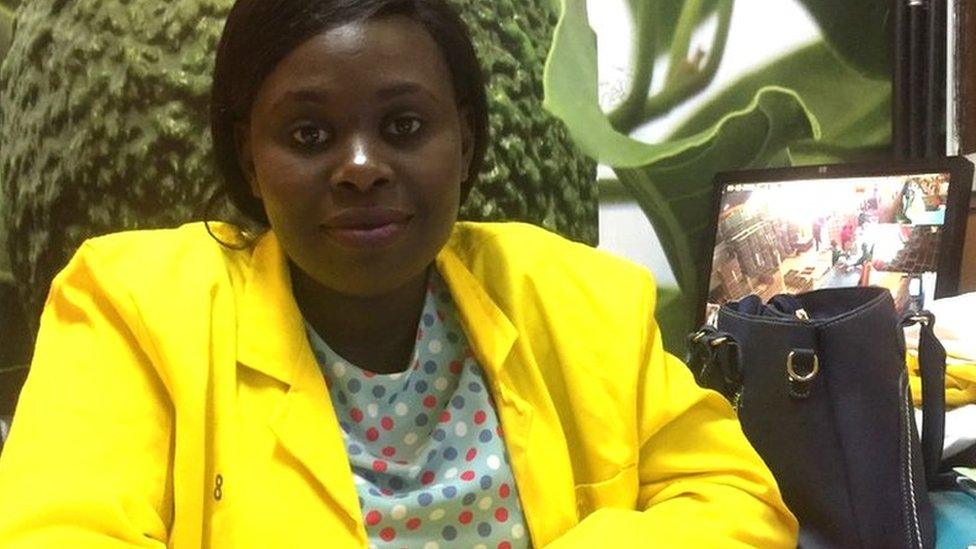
[544,0,888,352]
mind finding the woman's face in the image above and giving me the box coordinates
[240,15,473,297]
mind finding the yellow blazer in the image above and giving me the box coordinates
[0,221,797,547]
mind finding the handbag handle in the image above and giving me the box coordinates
[901,311,946,486]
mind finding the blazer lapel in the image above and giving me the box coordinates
[235,232,362,527]
[437,241,579,546]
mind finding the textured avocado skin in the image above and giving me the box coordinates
[0,0,597,326]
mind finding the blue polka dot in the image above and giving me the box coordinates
[424,360,437,374]
[336,391,348,404]
[442,486,457,498]
[418,492,434,506]
[389,477,404,490]
[443,447,458,460]
[415,380,429,393]
[442,525,458,541]
[348,444,363,456]
[314,350,328,364]
[451,395,465,409]
[479,429,493,443]
[338,421,350,433]
[468,382,482,393]
[433,429,446,441]
[415,414,429,427]
[368,487,381,496]
[479,475,492,490]
[423,314,435,327]
[426,449,438,463]
[372,385,386,398]
[347,378,361,393]
[478,522,492,537]
[462,493,477,506]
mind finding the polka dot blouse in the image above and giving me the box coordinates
[306,270,531,548]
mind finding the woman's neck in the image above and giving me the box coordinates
[291,264,429,375]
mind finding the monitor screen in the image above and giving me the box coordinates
[705,172,953,323]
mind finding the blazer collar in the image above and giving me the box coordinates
[236,229,523,390]
[236,231,306,386]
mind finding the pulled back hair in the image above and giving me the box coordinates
[209,0,489,227]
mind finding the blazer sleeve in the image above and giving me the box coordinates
[0,242,172,547]
[548,279,798,548]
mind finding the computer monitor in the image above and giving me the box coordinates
[701,157,973,325]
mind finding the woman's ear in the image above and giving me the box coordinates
[234,122,261,198]
[458,106,475,181]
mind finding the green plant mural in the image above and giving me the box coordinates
[543,0,892,351]
[0,0,595,337]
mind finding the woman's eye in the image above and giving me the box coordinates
[291,125,330,147]
[385,116,423,137]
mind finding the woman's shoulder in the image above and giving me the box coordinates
[448,221,655,284]
[446,221,658,302]
[58,221,255,296]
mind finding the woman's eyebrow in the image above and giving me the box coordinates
[270,82,440,112]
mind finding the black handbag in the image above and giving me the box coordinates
[687,286,946,548]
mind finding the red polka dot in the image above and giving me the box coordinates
[437,310,446,321]
[474,410,487,425]
[421,471,435,485]
[499,483,511,498]
[381,417,395,430]
[494,507,509,522]
[460,470,475,481]
[366,428,379,442]
[496,425,504,437]
[406,517,422,530]
[372,460,387,473]
[439,410,451,423]
[365,510,382,526]
[498,542,511,549]
[380,488,393,496]
[379,527,396,541]
[364,371,376,378]
[350,408,364,422]
[465,448,478,461]
[423,395,437,408]
[458,510,473,524]
[381,446,396,457]
[449,361,463,374]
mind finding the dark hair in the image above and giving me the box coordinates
[209,0,489,226]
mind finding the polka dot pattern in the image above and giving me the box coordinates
[308,270,529,548]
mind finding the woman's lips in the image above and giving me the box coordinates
[320,208,412,248]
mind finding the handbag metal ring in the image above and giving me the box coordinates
[907,314,930,326]
[787,351,819,382]
[709,336,728,347]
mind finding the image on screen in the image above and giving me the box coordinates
[705,172,951,323]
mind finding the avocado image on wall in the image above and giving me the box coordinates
[0,0,597,337]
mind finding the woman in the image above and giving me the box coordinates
[0,0,797,546]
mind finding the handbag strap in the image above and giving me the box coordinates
[900,311,946,486]
[685,327,743,408]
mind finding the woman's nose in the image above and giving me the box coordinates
[329,137,393,193]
